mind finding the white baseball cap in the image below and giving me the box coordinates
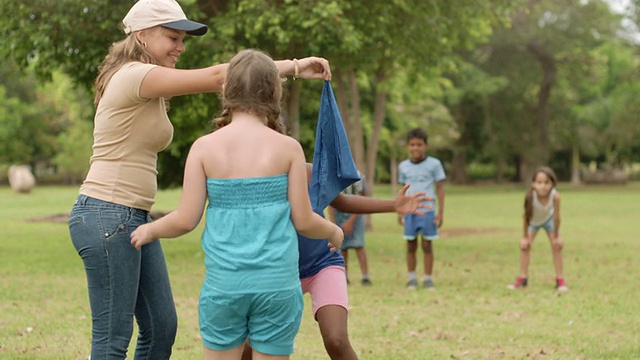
[122,0,208,36]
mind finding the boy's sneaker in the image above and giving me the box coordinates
[556,278,569,292]
[361,278,372,286]
[507,277,528,289]
[406,279,418,289]
[423,278,435,290]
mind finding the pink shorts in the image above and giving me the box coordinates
[300,265,349,318]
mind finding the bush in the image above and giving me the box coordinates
[467,162,516,181]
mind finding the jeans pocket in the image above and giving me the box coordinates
[98,208,132,239]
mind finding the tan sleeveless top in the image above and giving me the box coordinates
[530,188,556,226]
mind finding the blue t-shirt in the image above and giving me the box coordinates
[398,156,446,207]
[297,209,344,279]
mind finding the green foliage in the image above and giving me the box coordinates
[0,59,62,166]
[0,0,129,89]
[0,87,35,164]
[473,0,628,178]
[568,41,640,165]
[466,162,517,180]
[46,72,95,184]
[2,0,639,186]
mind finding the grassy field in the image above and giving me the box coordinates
[1,183,639,359]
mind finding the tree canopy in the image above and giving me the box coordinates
[2,0,639,185]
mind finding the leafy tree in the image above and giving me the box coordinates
[332,0,518,192]
[441,59,508,183]
[479,0,622,181]
[1,0,357,186]
[571,42,640,168]
[0,59,62,167]
[45,72,94,184]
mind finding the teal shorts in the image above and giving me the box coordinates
[199,287,303,356]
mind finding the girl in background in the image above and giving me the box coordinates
[507,166,568,291]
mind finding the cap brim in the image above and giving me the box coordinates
[162,19,208,36]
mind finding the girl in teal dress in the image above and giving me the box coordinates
[130,49,342,360]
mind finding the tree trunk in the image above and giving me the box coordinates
[335,70,364,171]
[335,72,351,141]
[527,39,556,168]
[450,105,470,184]
[364,73,388,197]
[570,140,582,185]
[285,81,301,139]
[390,145,398,195]
[348,71,366,171]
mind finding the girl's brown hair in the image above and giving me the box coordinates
[524,166,558,223]
[94,30,160,107]
[212,49,284,133]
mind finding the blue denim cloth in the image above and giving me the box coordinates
[403,210,439,240]
[528,215,555,234]
[309,81,360,212]
[334,210,366,249]
[69,195,177,360]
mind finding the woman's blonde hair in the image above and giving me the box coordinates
[93,31,159,106]
[212,49,284,133]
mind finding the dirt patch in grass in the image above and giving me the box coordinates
[439,227,509,238]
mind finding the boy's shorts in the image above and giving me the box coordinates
[528,216,555,234]
[334,210,366,249]
[403,211,439,241]
[199,287,303,356]
[300,265,349,319]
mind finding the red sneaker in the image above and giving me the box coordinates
[556,278,569,292]
[507,277,528,289]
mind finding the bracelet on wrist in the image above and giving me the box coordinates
[293,58,299,80]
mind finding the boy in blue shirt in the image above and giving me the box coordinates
[398,128,446,289]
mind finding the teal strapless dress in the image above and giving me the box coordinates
[200,174,300,295]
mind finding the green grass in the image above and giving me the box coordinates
[1,183,639,359]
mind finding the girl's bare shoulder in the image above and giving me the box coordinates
[271,131,303,151]
[189,131,222,153]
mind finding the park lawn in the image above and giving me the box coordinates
[1,183,639,359]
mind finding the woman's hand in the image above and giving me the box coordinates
[297,57,332,81]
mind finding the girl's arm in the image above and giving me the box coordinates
[328,206,337,223]
[435,180,445,227]
[130,140,208,249]
[140,57,331,99]
[522,213,529,237]
[330,184,429,215]
[287,140,342,250]
[553,191,561,237]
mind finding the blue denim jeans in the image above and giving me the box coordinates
[69,195,177,360]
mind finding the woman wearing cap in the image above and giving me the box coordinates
[67,0,331,359]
